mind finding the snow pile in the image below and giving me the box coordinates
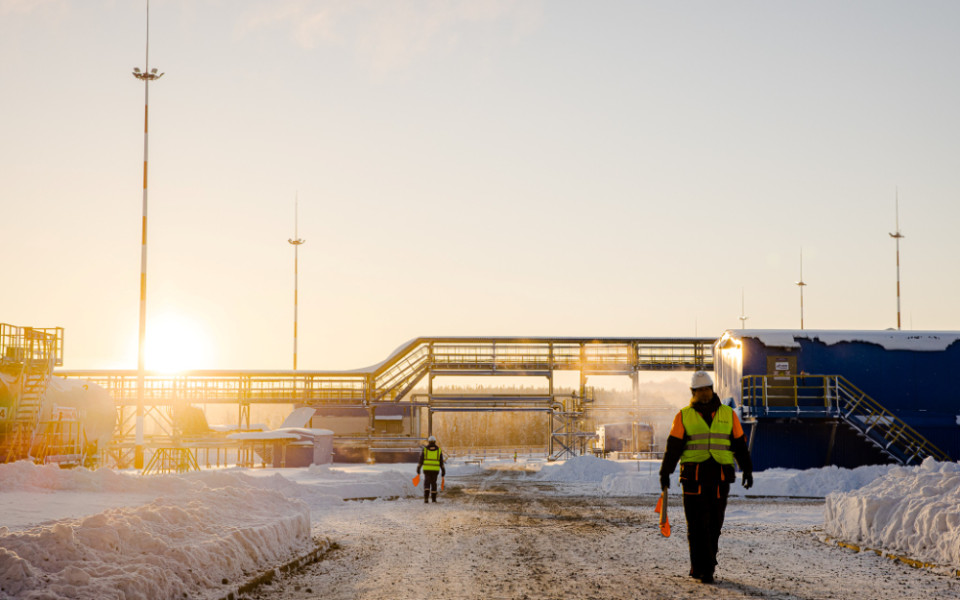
[534,455,625,482]
[265,463,415,500]
[0,463,312,599]
[526,456,898,499]
[750,464,897,497]
[825,458,960,570]
[3,456,959,597]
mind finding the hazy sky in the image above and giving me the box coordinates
[3,1,959,371]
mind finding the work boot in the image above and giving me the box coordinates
[699,571,715,584]
[424,492,430,504]
[431,494,437,503]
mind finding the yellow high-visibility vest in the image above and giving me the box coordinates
[679,405,735,465]
[422,447,442,471]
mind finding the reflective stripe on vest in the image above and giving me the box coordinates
[680,404,735,465]
[422,447,442,471]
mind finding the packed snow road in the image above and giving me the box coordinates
[252,471,960,600]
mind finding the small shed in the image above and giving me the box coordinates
[596,422,654,456]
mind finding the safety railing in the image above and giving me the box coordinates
[741,374,949,465]
[0,324,63,366]
[60,337,715,408]
[57,371,370,405]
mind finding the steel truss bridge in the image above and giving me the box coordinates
[57,336,715,466]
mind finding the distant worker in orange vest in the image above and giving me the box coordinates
[659,371,753,584]
[417,435,446,503]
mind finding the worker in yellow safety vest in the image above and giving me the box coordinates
[659,371,753,584]
[417,435,446,503]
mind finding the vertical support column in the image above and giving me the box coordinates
[366,404,377,464]
[547,405,554,458]
[631,371,640,453]
[425,372,435,439]
[547,363,554,456]
[239,375,251,467]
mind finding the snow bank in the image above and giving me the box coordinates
[2,456,957,597]
[532,458,901,498]
[825,458,960,570]
[0,463,312,599]
[534,455,625,482]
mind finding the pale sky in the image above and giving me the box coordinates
[3,0,959,371]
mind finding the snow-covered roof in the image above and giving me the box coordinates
[722,329,960,352]
[227,427,334,441]
[280,407,317,428]
[226,430,301,441]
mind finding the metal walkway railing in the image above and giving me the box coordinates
[740,374,949,465]
[58,336,714,406]
[54,336,714,467]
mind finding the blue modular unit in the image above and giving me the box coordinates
[714,330,960,470]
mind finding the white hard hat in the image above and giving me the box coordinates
[690,371,714,389]
[427,435,437,443]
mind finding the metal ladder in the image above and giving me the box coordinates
[831,375,950,465]
[4,332,57,462]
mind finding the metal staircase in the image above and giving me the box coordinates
[831,375,949,465]
[740,374,949,466]
[1,325,63,463]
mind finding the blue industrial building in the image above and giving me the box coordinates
[714,330,960,471]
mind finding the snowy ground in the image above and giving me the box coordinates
[1,457,959,599]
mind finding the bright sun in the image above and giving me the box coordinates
[145,313,211,373]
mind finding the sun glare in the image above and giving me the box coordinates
[145,313,211,373]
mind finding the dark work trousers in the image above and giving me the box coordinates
[680,462,731,576]
[423,470,440,501]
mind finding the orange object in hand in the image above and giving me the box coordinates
[441,477,445,491]
[654,489,671,537]
[412,474,420,487]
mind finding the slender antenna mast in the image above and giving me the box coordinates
[889,188,905,330]
[739,288,749,329]
[132,0,164,470]
[795,249,807,330]
[288,194,305,369]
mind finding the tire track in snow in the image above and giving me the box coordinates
[250,472,960,599]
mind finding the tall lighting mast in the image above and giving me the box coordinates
[288,195,305,369]
[132,0,164,469]
[889,189,905,330]
[795,249,807,330]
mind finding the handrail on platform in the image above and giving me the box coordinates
[740,374,949,465]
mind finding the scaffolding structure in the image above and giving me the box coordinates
[57,336,714,467]
[0,323,65,463]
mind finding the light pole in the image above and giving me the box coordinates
[889,189,905,330]
[288,195,305,370]
[795,249,807,330]
[132,0,164,469]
